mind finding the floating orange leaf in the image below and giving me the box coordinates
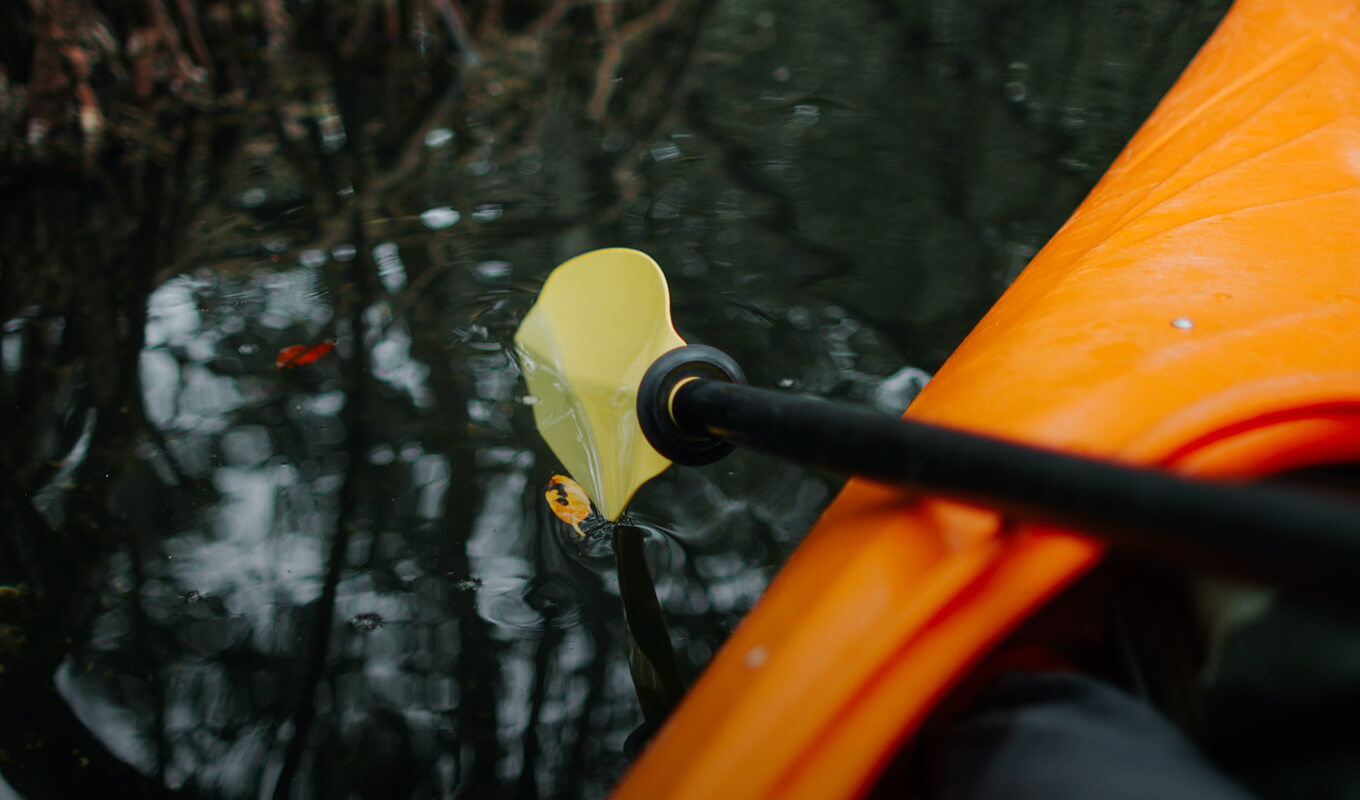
[275,339,336,369]
[545,474,593,536]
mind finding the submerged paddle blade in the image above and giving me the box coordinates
[514,248,685,520]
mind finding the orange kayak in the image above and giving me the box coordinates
[613,0,1360,797]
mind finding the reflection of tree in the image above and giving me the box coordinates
[8,0,724,795]
[0,164,199,799]
[1,1,1233,798]
[408,241,506,797]
[687,0,1229,368]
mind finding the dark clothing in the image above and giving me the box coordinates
[938,672,1256,800]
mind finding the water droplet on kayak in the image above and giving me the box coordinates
[745,645,768,669]
[1171,317,1195,330]
[420,207,461,230]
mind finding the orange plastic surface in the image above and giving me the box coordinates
[612,1,1360,798]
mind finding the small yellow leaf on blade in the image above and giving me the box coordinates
[545,474,593,536]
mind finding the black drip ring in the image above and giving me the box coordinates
[637,345,746,465]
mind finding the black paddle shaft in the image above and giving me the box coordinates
[669,377,1360,591]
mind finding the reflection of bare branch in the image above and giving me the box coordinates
[391,211,508,795]
[339,2,378,57]
[432,0,479,59]
[138,0,208,85]
[270,206,370,800]
[607,99,685,211]
[587,0,683,120]
[129,526,170,786]
[0,486,60,600]
[172,0,213,74]
[260,0,292,53]
[250,73,465,301]
[594,0,618,36]
[562,612,609,795]
[526,0,580,36]
[475,0,501,39]
[0,153,196,799]
[270,508,353,799]
[358,82,462,205]
[0,655,188,799]
[516,620,562,798]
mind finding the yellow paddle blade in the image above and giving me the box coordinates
[514,248,685,520]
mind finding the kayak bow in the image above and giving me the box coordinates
[613,0,1360,798]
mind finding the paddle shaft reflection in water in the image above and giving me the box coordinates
[671,379,1360,592]
[612,525,686,726]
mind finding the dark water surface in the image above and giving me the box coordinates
[0,1,1234,797]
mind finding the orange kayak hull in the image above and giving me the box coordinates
[614,1,1360,797]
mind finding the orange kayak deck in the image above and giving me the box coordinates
[613,0,1360,798]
